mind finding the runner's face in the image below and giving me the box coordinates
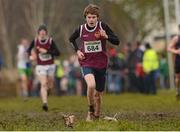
[86,14,98,27]
[38,30,47,39]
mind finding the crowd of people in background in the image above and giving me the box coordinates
[15,38,169,98]
[107,41,169,95]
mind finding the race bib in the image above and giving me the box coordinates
[84,40,102,53]
[38,53,52,61]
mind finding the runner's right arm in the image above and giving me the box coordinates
[69,27,85,60]
[27,40,35,56]
[69,27,80,52]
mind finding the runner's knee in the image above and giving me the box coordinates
[87,83,96,89]
[41,82,48,89]
[94,92,101,99]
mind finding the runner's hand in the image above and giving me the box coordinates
[100,29,108,39]
[77,50,85,60]
[37,46,47,53]
[29,55,36,61]
[175,49,180,55]
[29,49,37,61]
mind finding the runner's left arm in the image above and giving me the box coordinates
[101,22,120,45]
[47,40,60,56]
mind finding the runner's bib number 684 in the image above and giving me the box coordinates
[84,40,102,53]
[39,53,52,61]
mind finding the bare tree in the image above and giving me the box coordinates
[23,0,45,35]
[0,0,13,69]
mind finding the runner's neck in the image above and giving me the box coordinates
[86,24,96,30]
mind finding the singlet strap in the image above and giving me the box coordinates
[49,37,52,45]
[99,21,103,31]
[34,37,38,46]
[80,25,83,37]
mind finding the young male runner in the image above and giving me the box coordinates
[69,4,120,121]
[168,24,180,100]
[27,24,60,111]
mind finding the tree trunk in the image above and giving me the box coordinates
[0,0,13,69]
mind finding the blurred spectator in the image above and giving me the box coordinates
[133,41,144,93]
[17,38,31,98]
[117,49,127,92]
[54,59,64,95]
[107,48,122,94]
[68,55,77,95]
[72,56,83,96]
[159,54,169,89]
[126,42,138,92]
[67,55,82,95]
[60,60,69,95]
[143,43,159,94]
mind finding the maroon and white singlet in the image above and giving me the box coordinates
[35,37,54,65]
[79,21,108,69]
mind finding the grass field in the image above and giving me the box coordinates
[0,90,180,131]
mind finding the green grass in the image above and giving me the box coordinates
[0,90,180,130]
